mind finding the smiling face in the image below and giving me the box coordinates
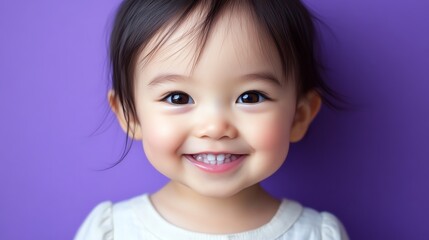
[110,10,321,198]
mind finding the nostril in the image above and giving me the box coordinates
[195,122,237,139]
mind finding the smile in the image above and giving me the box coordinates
[192,153,241,165]
[184,153,246,173]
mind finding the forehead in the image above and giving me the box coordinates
[135,6,283,82]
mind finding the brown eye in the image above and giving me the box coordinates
[164,92,194,105]
[236,91,267,104]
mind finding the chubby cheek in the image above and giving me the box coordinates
[139,114,185,171]
[244,110,295,164]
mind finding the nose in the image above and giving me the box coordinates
[193,106,238,140]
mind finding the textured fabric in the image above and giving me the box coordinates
[74,202,113,240]
[74,194,349,240]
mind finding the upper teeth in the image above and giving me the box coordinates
[192,153,239,165]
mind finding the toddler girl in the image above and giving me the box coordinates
[75,0,349,239]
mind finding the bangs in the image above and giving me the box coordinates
[134,1,283,81]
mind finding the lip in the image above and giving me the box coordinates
[184,154,246,174]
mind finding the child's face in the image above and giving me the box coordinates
[113,11,319,198]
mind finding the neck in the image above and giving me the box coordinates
[150,181,280,234]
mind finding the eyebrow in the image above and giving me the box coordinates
[147,71,282,87]
[147,74,185,87]
[241,72,282,86]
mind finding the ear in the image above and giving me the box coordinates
[290,90,322,142]
[108,90,142,140]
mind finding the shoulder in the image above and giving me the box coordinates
[280,201,349,240]
[74,201,113,240]
[73,194,150,240]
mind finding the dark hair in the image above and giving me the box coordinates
[109,0,341,164]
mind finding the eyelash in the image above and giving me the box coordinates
[236,90,270,104]
[160,90,271,105]
[161,91,194,105]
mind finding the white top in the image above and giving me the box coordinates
[74,194,349,240]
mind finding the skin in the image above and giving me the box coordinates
[109,9,321,234]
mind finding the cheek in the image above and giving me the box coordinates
[140,115,184,158]
[139,115,187,176]
[242,109,295,179]
[257,124,290,150]
[245,111,294,154]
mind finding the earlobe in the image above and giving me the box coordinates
[290,91,322,142]
[108,90,143,140]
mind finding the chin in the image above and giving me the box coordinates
[188,182,253,199]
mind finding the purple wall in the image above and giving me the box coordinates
[1,0,428,239]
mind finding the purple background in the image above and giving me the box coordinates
[1,0,428,239]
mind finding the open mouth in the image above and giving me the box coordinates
[190,153,243,165]
[184,153,246,173]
